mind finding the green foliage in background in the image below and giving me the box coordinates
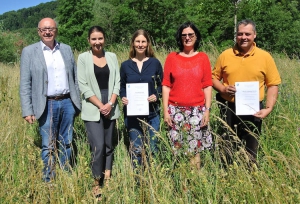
[1,0,300,61]
[111,0,187,47]
[0,1,57,31]
[240,0,300,56]
[56,0,94,50]
[0,31,25,63]
[91,1,117,44]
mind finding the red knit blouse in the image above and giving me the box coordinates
[162,52,213,107]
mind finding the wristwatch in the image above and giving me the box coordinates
[108,101,114,108]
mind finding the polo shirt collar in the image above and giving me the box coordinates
[233,42,256,56]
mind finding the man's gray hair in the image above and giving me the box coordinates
[237,19,256,32]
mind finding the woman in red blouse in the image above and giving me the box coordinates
[162,22,213,169]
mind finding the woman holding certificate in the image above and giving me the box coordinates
[77,26,120,200]
[120,29,163,168]
[162,22,213,169]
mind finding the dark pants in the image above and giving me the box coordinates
[84,89,116,180]
[85,118,116,180]
[216,93,262,164]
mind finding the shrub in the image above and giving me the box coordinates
[0,31,26,63]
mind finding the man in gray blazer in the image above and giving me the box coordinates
[20,17,81,182]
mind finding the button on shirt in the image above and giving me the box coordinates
[41,41,70,96]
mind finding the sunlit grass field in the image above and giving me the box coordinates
[0,45,299,203]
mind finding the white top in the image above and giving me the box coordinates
[41,41,69,96]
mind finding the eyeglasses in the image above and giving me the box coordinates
[181,33,195,38]
[38,27,57,32]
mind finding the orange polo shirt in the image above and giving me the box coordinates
[212,43,281,102]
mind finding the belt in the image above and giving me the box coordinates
[47,93,70,100]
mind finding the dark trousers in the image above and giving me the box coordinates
[85,117,116,180]
[84,89,116,180]
[216,93,262,164]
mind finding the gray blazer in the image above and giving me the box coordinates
[20,41,81,119]
[77,50,120,121]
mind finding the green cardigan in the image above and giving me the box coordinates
[77,50,120,121]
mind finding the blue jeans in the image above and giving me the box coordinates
[38,98,76,182]
[125,114,160,167]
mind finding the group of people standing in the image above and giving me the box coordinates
[20,17,280,200]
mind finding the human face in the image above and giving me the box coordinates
[133,35,148,56]
[236,24,256,54]
[181,27,196,49]
[38,18,57,48]
[88,31,105,53]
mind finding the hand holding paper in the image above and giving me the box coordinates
[126,83,149,116]
[235,81,259,115]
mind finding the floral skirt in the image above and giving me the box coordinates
[168,104,213,155]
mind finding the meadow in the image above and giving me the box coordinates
[0,45,299,204]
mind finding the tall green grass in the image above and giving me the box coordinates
[0,47,299,203]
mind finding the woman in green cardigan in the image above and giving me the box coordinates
[77,26,120,200]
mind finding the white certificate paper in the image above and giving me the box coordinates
[126,83,149,116]
[235,81,259,115]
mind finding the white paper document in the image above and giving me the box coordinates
[126,83,149,116]
[235,81,259,115]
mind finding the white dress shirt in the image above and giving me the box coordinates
[41,41,70,96]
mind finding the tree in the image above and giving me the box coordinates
[1,0,300,57]
[233,0,261,42]
[0,31,25,63]
[238,0,300,56]
[91,1,117,45]
[145,0,186,47]
[56,0,94,50]
[108,0,186,47]
[185,0,235,49]
[0,1,57,31]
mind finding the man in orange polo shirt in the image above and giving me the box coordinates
[212,19,281,165]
